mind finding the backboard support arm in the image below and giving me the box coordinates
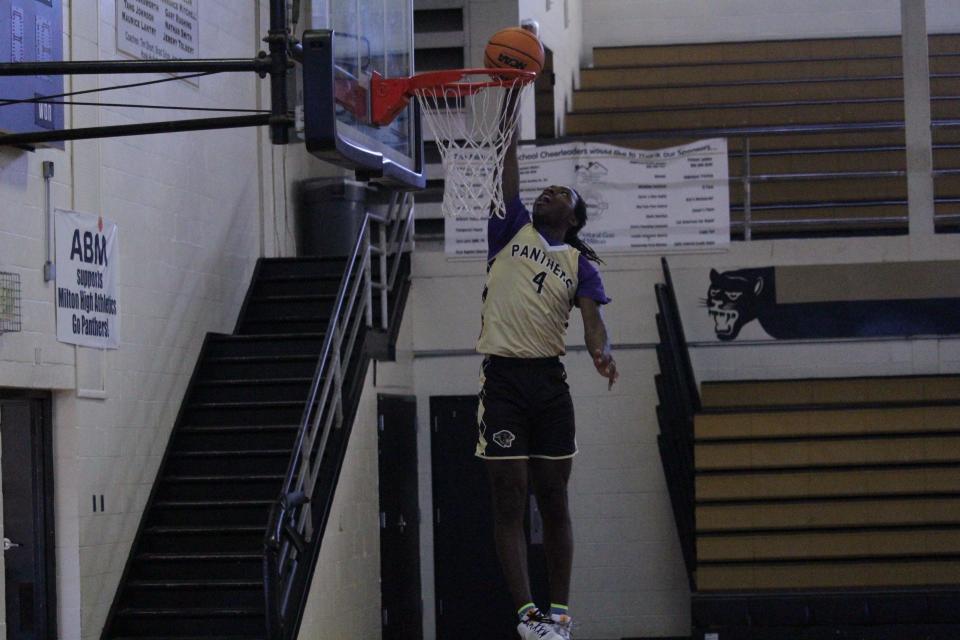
[0,0,293,147]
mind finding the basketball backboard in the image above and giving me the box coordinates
[299,0,424,189]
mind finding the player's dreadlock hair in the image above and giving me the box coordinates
[565,189,603,264]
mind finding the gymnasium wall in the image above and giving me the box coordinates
[0,2,382,639]
[0,2,261,637]
[582,0,960,58]
[405,228,960,637]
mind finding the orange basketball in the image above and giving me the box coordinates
[485,27,544,75]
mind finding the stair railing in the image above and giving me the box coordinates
[367,191,415,330]
[263,191,415,640]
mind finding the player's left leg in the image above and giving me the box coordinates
[528,359,577,637]
[529,457,573,607]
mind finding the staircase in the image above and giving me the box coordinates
[101,195,414,640]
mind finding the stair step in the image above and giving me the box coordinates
[256,256,349,278]
[164,450,290,480]
[132,551,263,580]
[156,475,285,502]
[205,332,327,358]
[168,451,289,459]
[109,637,261,640]
[190,378,313,403]
[173,424,299,452]
[204,355,317,364]
[163,475,284,484]
[183,401,305,427]
[153,500,273,509]
[243,294,337,323]
[145,525,264,535]
[111,603,264,635]
[117,606,263,617]
[195,377,312,386]
[199,354,318,380]
[186,400,305,410]
[239,316,331,330]
[253,275,341,296]
[123,578,263,607]
[179,423,298,434]
[252,294,336,302]
[127,578,261,589]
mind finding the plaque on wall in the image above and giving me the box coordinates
[116,0,199,63]
[0,0,64,145]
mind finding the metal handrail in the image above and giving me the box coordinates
[263,191,415,640]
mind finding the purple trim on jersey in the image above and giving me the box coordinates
[488,195,610,304]
[577,255,611,305]
[488,195,531,261]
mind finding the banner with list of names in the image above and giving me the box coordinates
[117,0,198,61]
[444,138,730,257]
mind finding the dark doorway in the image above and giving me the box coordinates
[378,394,423,640]
[535,47,556,139]
[430,395,548,640]
[0,392,56,639]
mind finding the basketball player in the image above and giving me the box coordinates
[475,65,618,640]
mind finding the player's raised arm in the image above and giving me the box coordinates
[501,124,520,204]
[495,21,540,212]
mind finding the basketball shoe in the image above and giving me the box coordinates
[517,609,564,640]
[550,613,572,639]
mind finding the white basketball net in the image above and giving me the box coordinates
[413,73,532,219]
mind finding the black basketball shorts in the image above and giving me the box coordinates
[475,355,577,460]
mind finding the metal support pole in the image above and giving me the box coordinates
[42,161,54,282]
[0,114,272,147]
[901,0,935,236]
[364,228,373,328]
[379,221,388,330]
[742,137,752,241]
[268,0,291,144]
[0,58,267,76]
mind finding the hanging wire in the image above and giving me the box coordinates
[7,98,270,113]
[0,71,216,108]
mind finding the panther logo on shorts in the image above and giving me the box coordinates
[493,430,516,448]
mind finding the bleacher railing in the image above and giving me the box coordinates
[654,258,701,587]
[263,192,414,640]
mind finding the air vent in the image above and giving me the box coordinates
[0,272,21,333]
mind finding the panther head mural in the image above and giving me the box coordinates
[705,268,766,341]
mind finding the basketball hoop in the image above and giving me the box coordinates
[370,68,535,218]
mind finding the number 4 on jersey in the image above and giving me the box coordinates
[532,271,547,294]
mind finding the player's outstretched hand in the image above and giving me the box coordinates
[593,348,619,390]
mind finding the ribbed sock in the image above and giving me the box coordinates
[550,603,570,622]
[518,602,538,621]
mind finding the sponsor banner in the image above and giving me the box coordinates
[445,138,730,257]
[55,210,120,349]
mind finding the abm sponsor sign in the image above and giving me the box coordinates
[55,210,120,349]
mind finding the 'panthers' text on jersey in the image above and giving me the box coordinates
[477,223,580,357]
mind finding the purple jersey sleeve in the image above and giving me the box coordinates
[576,255,611,305]
[488,195,531,261]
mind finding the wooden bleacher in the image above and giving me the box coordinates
[696,379,960,593]
[562,34,960,237]
[654,260,960,639]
